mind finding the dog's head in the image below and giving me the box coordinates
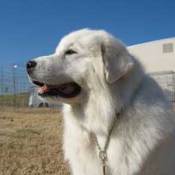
[26,29,134,104]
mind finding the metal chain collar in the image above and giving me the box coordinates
[93,112,120,175]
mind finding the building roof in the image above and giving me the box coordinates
[128,37,175,49]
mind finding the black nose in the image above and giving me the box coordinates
[26,60,37,71]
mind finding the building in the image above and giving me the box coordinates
[128,37,175,73]
[128,38,175,104]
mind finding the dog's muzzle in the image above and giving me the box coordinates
[26,60,81,98]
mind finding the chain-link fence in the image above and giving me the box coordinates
[0,65,31,107]
[150,71,175,104]
[0,65,175,109]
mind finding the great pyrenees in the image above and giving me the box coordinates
[27,29,175,175]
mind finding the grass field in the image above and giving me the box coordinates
[0,107,70,175]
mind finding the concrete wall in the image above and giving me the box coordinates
[128,38,175,73]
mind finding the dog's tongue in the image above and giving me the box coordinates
[38,84,49,94]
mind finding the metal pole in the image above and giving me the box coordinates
[12,66,16,107]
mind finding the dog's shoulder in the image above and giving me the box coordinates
[125,74,175,153]
[133,74,175,129]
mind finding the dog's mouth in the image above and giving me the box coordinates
[33,81,81,98]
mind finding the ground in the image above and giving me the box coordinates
[0,107,70,175]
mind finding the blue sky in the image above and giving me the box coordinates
[0,0,175,66]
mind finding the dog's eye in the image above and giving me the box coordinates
[65,49,77,55]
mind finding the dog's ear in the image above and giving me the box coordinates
[101,40,134,84]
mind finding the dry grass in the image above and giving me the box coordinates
[0,107,70,175]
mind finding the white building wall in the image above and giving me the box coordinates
[128,38,175,73]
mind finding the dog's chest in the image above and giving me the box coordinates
[64,128,113,175]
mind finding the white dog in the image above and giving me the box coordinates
[27,29,175,175]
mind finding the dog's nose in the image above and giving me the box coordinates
[26,60,37,72]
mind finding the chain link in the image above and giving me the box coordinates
[93,112,120,175]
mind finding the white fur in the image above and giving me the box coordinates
[28,29,175,175]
